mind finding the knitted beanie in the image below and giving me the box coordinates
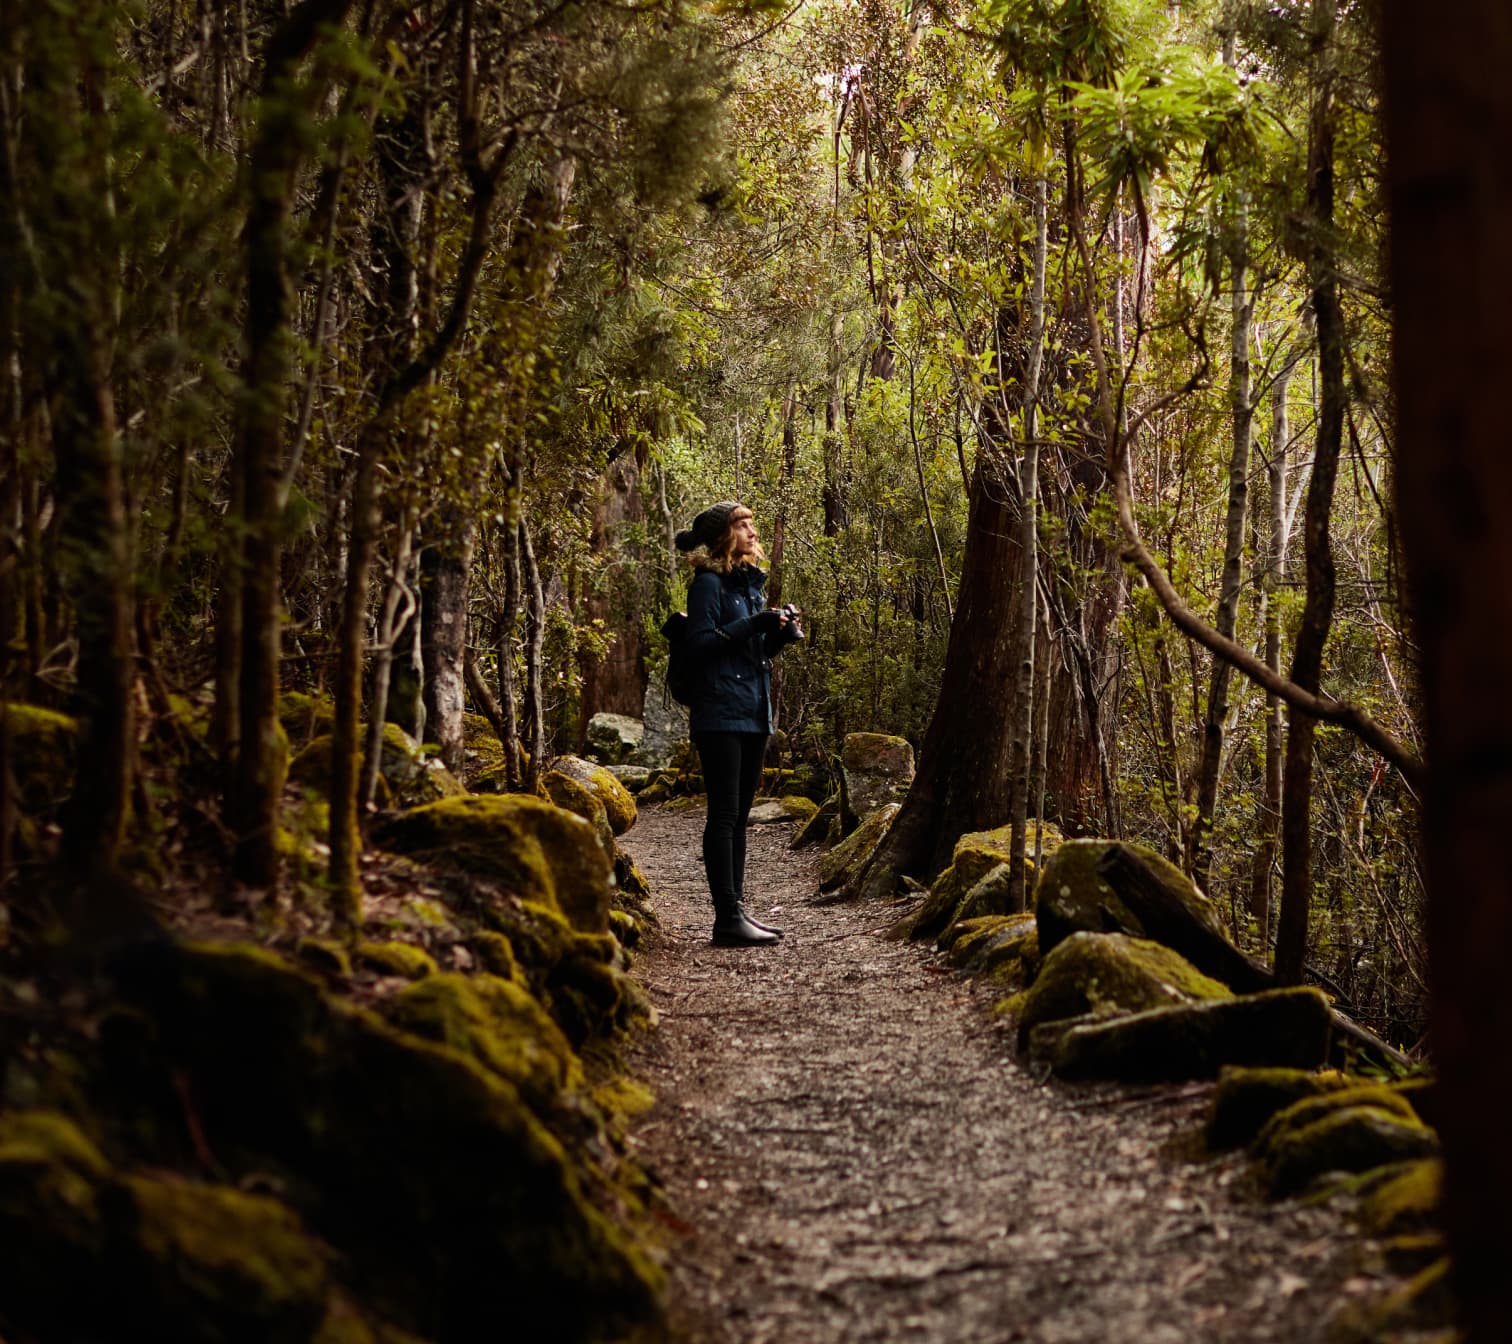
[674,500,742,552]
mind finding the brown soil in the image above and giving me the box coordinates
[622,804,1401,1344]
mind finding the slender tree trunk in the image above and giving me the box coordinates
[231,0,357,887]
[1008,175,1049,910]
[1189,97,1253,886]
[421,521,474,772]
[1385,6,1512,1336]
[1276,0,1342,985]
[1250,351,1295,941]
[497,496,523,791]
[360,517,416,809]
[521,523,546,793]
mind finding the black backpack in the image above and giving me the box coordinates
[660,611,698,707]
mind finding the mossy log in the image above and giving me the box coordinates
[1049,986,1333,1083]
[816,804,899,894]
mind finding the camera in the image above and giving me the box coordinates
[782,603,804,639]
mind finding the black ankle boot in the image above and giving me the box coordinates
[737,901,784,937]
[712,904,779,947]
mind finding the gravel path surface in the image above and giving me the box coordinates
[621,804,1389,1344]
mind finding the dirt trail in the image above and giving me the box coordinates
[622,805,1387,1344]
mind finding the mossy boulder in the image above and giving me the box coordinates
[1205,1066,1356,1150]
[910,823,1065,942]
[278,690,336,747]
[748,795,820,825]
[296,937,353,978]
[383,972,581,1116]
[791,795,838,849]
[541,768,616,859]
[373,795,613,934]
[1359,1158,1443,1235]
[0,1110,331,1344]
[468,930,522,982]
[548,755,637,836]
[1033,837,1228,959]
[1049,986,1334,1083]
[585,713,644,765]
[1261,1102,1440,1199]
[460,712,508,782]
[355,940,438,980]
[1013,932,1232,1047]
[840,732,914,825]
[607,764,653,793]
[290,724,464,809]
[4,703,79,812]
[817,803,899,893]
[113,941,664,1342]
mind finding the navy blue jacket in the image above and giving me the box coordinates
[683,565,799,735]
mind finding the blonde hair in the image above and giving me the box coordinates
[685,506,765,575]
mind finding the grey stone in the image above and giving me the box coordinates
[586,712,644,764]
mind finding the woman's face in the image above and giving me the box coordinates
[729,511,758,558]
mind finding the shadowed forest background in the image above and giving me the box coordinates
[1,0,1510,1340]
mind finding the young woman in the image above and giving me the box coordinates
[675,500,802,947]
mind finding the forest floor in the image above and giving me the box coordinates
[621,804,1401,1344]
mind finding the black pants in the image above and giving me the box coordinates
[694,731,767,910]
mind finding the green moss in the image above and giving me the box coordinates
[609,909,642,950]
[593,1077,655,1122]
[1360,1158,1443,1235]
[355,940,438,980]
[548,756,637,837]
[296,937,353,978]
[278,691,337,746]
[1263,1104,1439,1199]
[1015,931,1231,1045]
[1256,1083,1421,1160]
[910,824,1065,942]
[374,795,613,934]
[541,769,615,857]
[817,802,899,893]
[124,1173,330,1336]
[1034,838,1227,958]
[777,795,820,823]
[3,703,79,812]
[1205,1066,1355,1150]
[384,972,581,1111]
[290,724,463,809]
[469,931,522,982]
[113,941,666,1340]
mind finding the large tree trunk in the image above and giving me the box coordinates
[1383,5,1512,1338]
[1275,0,1342,985]
[576,449,649,733]
[847,453,1022,895]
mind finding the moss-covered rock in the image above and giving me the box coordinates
[1013,932,1231,1047]
[113,941,664,1342]
[4,703,79,812]
[373,795,613,934]
[541,768,616,859]
[0,1109,331,1344]
[839,731,914,825]
[290,724,464,809]
[278,691,337,748]
[1050,986,1334,1083]
[910,823,1066,942]
[791,795,838,849]
[1262,1104,1440,1199]
[1033,837,1228,960]
[460,712,508,782]
[355,940,438,980]
[1205,1066,1355,1150]
[1255,1083,1421,1157]
[547,755,637,837]
[585,713,644,765]
[817,803,899,893]
[468,930,522,982]
[383,972,581,1115]
[296,937,353,978]
[1359,1158,1443,1235]
[748,795,820,825]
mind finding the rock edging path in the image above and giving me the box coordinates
[622,805,1384,1344]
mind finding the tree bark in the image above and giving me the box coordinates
[1383,4,1512,1337]
[1276,0,1342,985]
